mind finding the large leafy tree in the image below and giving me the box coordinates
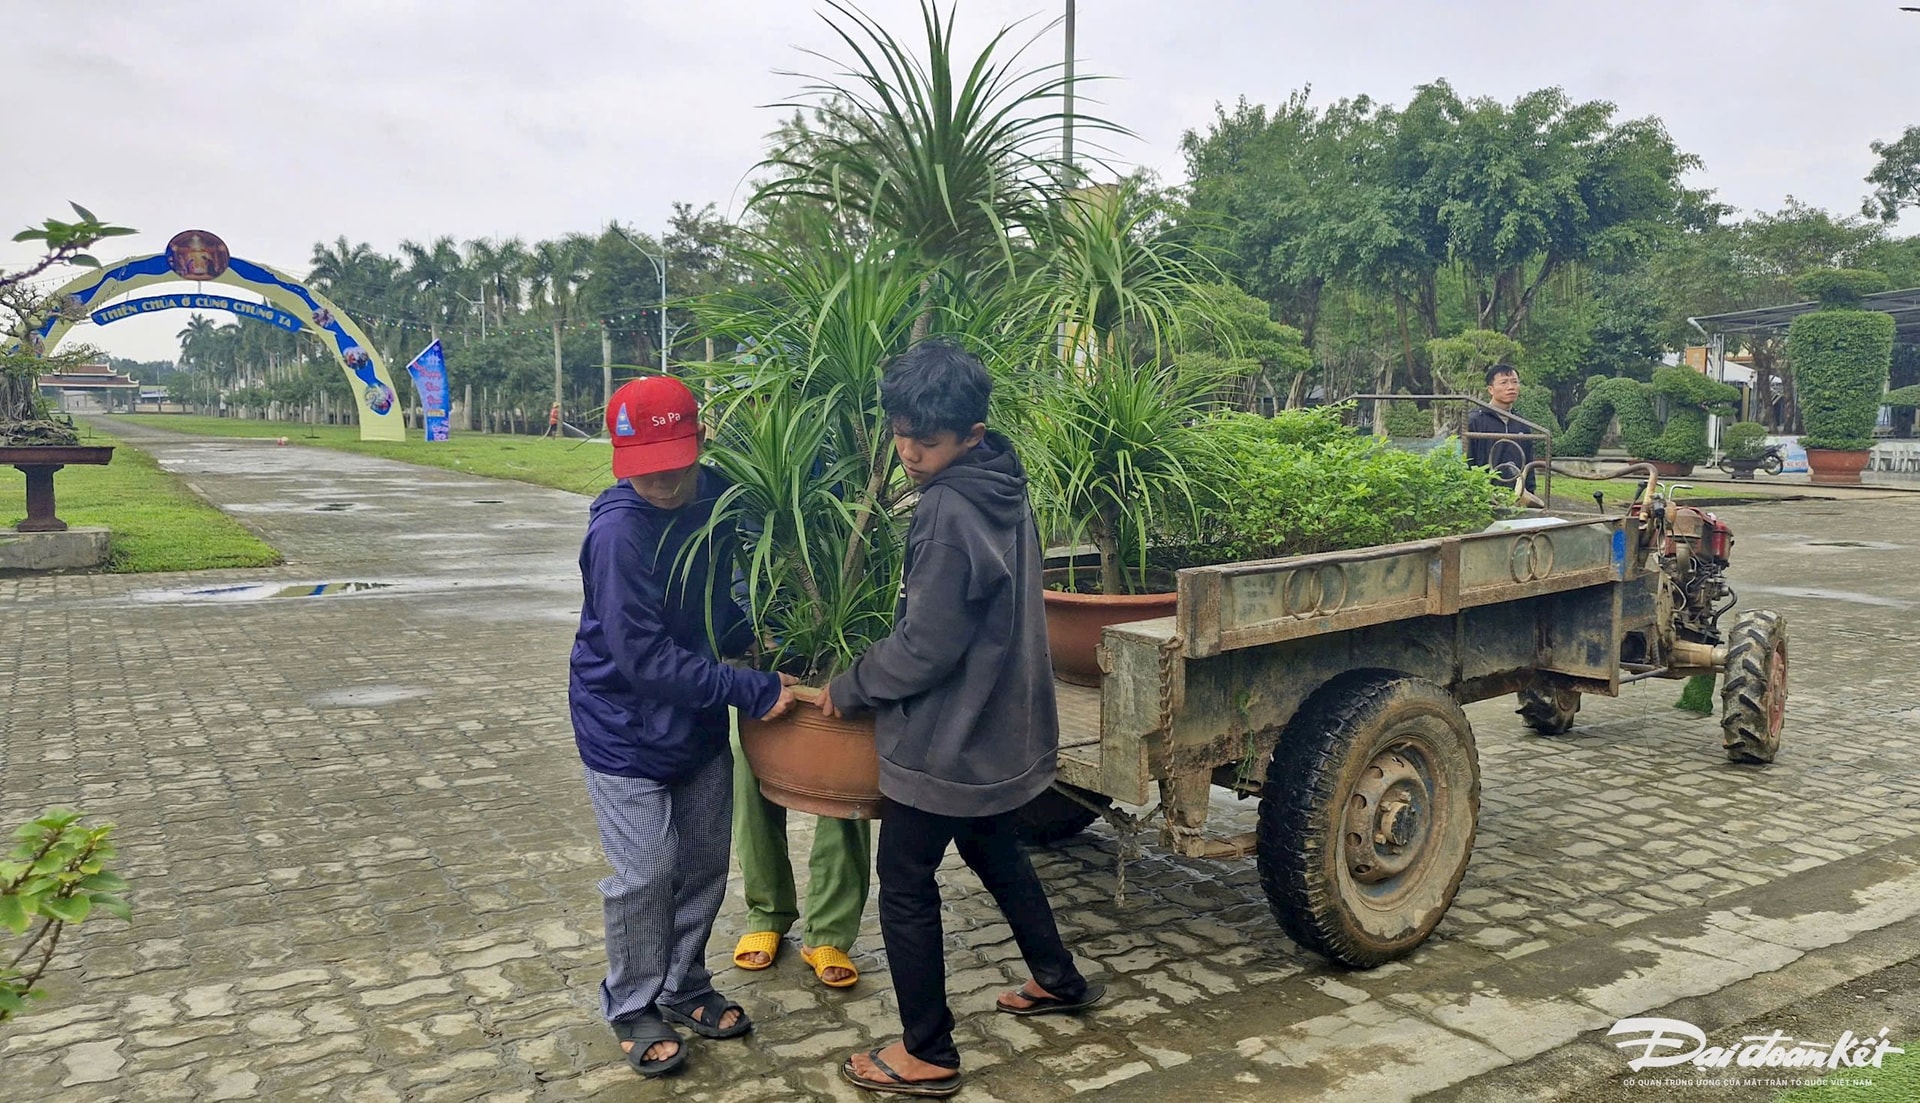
[1864,124,1920,224]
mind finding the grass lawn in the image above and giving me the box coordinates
[1776,1042,1918,1101]
[112,415,617,497]
[1546,474,1723,510]
[0,425,281,573]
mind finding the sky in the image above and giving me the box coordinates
[4,0,1917,363]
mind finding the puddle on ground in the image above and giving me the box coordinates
[1801,540,1902,550]
[306,684,428,708]
[312,503,356,512]
[1739,582,1913,609]
[130,581,397,604]
[470,499,505,505]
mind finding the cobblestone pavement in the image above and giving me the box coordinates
[4,422,1919,1102]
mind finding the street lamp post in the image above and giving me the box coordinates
[609,225,669,374]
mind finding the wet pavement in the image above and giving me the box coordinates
[4,419,1920,1101]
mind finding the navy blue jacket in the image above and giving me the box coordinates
[568,469,781,781]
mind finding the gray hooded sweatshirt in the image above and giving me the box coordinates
[828,433,1059,818]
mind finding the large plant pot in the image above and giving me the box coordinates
[1805,448,1870,485]
[737,687,883,820]
[1042,568,1178,687]
[1724,459,1760,481]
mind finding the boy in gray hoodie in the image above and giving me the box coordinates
[823,341,1102,1097]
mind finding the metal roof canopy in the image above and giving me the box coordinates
[1690,287,1920,343]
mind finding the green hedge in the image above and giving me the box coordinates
[1788,310,1895,451]
[1155,410,1500,565]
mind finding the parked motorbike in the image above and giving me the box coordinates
[1714,444,1785,479]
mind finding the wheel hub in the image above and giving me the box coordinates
[1767,640,1788,736]
[1344,750,1431,884]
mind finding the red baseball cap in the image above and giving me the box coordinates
[607,375,700,478]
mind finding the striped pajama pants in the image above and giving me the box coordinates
[583,749,732,1023]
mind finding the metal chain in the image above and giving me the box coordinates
[1152,632,1185,842]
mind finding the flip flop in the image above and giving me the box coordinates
[841,1047,962,1098]
[611,1012,686,1078]
[801,944,860,989]
[733,930,782,970]
[660,990,752,1039]
[995,981,1107,1016]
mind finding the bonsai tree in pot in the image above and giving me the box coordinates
[1788,268,1895,484]
[2,206,134,445]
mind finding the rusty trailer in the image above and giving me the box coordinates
[1029,498,1786,969]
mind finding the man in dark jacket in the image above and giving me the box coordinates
[824,342,1101,1098]
[570,374,796,1078]
[1466,363,1542,500]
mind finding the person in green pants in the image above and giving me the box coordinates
[730,717,872,987]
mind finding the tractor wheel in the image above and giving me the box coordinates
[1014,783,1110,845]
[1257,672,1480,968]
[1721,610,1787,764]
[1516,682,1581,735]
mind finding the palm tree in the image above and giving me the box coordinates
[524,235,592,427]
[399,236,462,342]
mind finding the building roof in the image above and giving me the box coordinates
[1690,287,1920,342]
[40,371,139,389]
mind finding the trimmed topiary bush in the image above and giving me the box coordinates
[1719,421,1770,461]
[1883,384,1920,409]
[1511,386,1561,442]
[1559,377,1657,457]
[1789,310,1895,451]
[1794,268,1890,308]
[1558,370,1738,465]
[1383,390,1434,437]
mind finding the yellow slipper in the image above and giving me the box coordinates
[801,945,859,989]
[732,931,782,971]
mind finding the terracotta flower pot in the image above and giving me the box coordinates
[1042,568,1178,687]
[1804,448,1870,486]
[738,686,883,819]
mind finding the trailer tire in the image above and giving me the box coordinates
[1257,672,1479,969]
[1014,784,1110,845]
[1516,683,1581,735]
[1720,610,1787,764]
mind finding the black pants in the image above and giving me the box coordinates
[877,798,1087,1069]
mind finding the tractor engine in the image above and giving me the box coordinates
[1631,500,1738,647]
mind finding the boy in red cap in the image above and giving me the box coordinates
[570,375,797,1078]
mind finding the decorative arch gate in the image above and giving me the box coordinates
[23,230,404,441]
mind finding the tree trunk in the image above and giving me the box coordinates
[1094,511,1124,597]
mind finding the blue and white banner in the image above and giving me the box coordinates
[404,339,452,442]
[91,293,307,333]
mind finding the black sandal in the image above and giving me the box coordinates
[995,981,1107,1016]
[841,1047,963,1097]
[612,1012,686,1078]
[660,989,752,1039]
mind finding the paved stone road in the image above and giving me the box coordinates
[4,421,1919,1102]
